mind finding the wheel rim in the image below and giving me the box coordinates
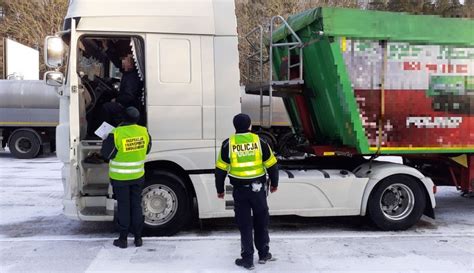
[379,183,415,221]
[14,137,32,153]
[142,184,178,226]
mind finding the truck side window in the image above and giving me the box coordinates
[109,61,122,79]
[159,39,191,83]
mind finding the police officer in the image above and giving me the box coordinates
[215,113,279,270]
[101,106,151,248]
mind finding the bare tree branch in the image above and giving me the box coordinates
[0,0,68,78]
[235,0,360,84]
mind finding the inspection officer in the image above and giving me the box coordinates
[101,106,151,248]
[215,113,279,270]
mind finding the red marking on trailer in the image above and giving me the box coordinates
[355,89,474,148]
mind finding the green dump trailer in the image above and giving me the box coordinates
[246,8,474,193]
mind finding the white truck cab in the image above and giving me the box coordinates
[44,0,435,235]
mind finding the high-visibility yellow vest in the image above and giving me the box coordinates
[109,124,150,181]
[216,133,278,179]
[215,132,276,179]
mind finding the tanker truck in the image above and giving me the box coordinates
[42,0,473,235]
[0,80,59,158]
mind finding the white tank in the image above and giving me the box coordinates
[0,80,59,109]
[240,86,291,127]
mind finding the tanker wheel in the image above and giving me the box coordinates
[367,175,426,231]
[8,130,41,159]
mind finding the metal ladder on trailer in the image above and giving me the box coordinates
[245,15,305,128]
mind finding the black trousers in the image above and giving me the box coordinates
[112,180,144,237]
[102,102,125,127]
[86,102,124,138]
[232,184,270,263]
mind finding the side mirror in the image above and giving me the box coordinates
[45,71,64,87]
[44,36,64,68]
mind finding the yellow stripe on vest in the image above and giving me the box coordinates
[263,155,277,168]
[232,160,263,168]
[228,169,262,178]
[216,160,229,171]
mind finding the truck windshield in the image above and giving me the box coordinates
[77,45,104,80]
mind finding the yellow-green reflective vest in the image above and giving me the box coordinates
[228,133,266,179]
[109,124,150,181]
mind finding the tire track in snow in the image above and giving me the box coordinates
[1,232,473,242]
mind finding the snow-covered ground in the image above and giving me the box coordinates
[0,151,473,272]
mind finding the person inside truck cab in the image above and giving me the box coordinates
[87,39,143,133]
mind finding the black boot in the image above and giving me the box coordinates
[134,236,143,247]
[235,258,255,270]
[258,252,276,264]
[113,235,127,249]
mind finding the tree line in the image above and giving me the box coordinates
[0,0,472,79]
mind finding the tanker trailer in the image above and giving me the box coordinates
[0,80,59,158]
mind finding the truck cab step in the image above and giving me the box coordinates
[82,183,109,195]
[79,207,114,221]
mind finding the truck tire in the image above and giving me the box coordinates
[8,130,41,159]
[142,171,191,236]
[367,175,426,231]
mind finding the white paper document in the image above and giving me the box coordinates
[94,122,115,140]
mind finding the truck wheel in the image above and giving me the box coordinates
[8,130,41,159]
[142,172,190,236]
[367,175,426,231]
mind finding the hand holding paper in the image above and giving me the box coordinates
[94,122,115,140]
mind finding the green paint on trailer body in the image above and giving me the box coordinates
[271,7,474,155]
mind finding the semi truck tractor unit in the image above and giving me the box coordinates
[0,80,59,158]
[43,0,472,235]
